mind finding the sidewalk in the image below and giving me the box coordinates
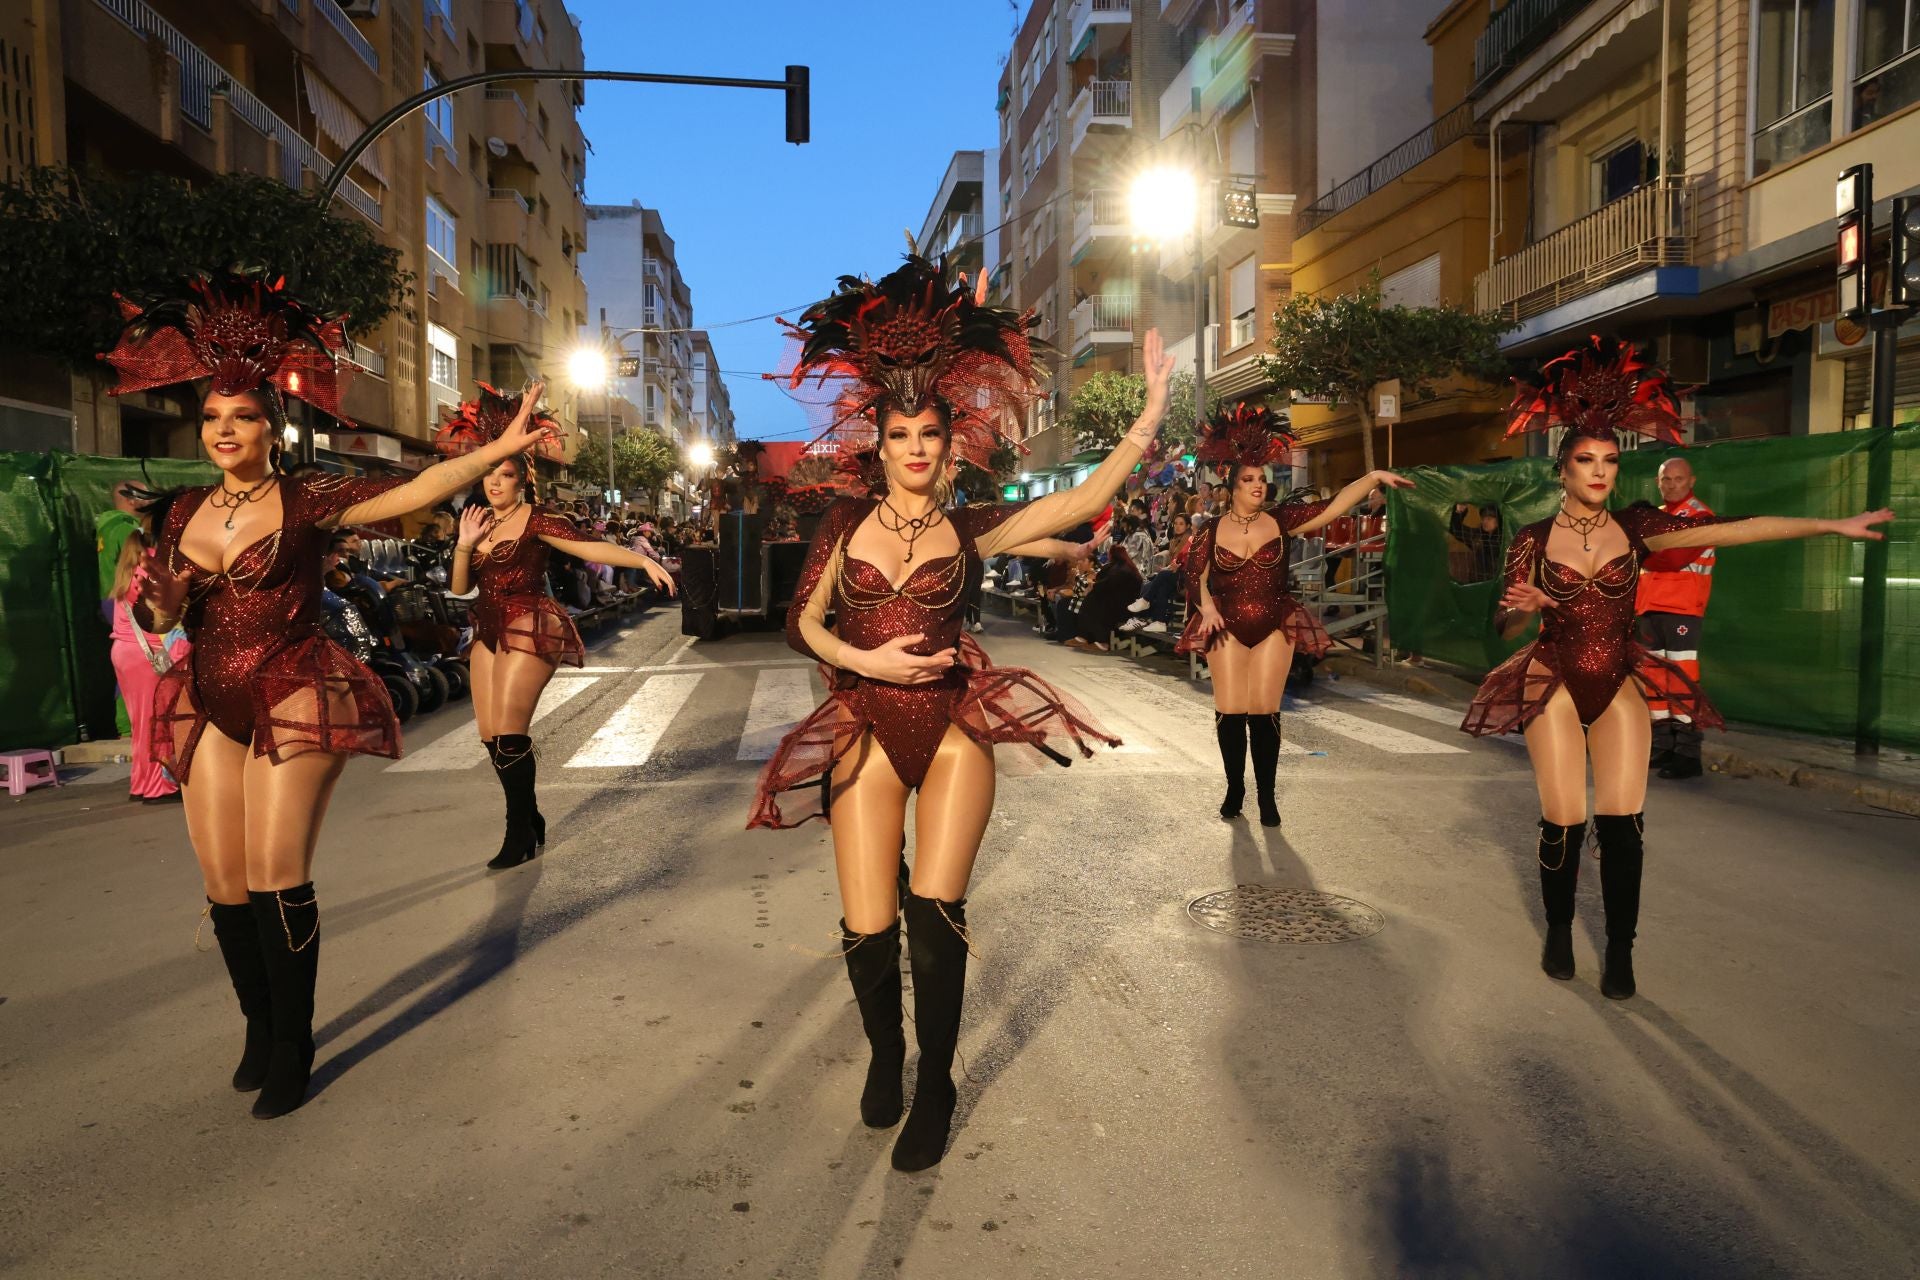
[1323,655,1920,819]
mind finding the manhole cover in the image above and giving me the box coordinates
[1186,886,1385,944]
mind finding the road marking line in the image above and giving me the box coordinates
[386,677,600,772]
[564,673,705,769]
[564,660,812,675]
[665,635,696,665]
[738,668,820,760]
[1285,698,1468,754]
[1068,664,1308,754]
[1321,681,1517,746]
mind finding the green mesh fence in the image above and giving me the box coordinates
[1386,425,1918,749]
[0,451,216,751]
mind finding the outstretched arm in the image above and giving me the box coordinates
[975,329,1176,557]
[1284,470,1414,537]
[1641,508,1893,552]
[1001,537,1090,561]
[540,535,676,594]
[330,382,555,528]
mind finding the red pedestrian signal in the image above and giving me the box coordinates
[1836,164,1873,322]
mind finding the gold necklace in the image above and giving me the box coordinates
[1554,505,1609,552]
[483,500,526,545]
[1226,505,1263,527]
[876,498,945,564]
[208,474,278,531]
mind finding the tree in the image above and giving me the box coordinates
[572,427,681,506]
[1061,369,1219,452]
[0,167,410,373]
[1259,275,1515,474]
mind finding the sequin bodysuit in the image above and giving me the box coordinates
[1176,499,1333,656]
[467,507,585,666]
[1461,503,1739,735]
[145,471,407,782]
[749,497,1120,830]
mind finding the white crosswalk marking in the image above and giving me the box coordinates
[1285,698,1469,754]
[738,668,820,760]
[564,673,705,769]
[1319,679,1515,741]
[1063,664,1308,760]
[385,676,600,772]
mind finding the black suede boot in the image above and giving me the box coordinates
[1538,819,1583,980]
[1594,813,1644,999]
[1247,712,1283,827]
[894,891,968,1172]
[1215,712,1247,819]
[842,919,906,1128]
[250,885,320,1119]
[487,735,540,871]
[208,900,273,1092]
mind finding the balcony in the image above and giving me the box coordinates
[1070,294,1135,351]
[1069,189,1129,262]
[485,187,534,247]
[935,212,984,259]
[1068,80,1132,153]
[1068,0,1131,62]
[483,88,537,160]
[1474,176,1696,321]
[313,0,379,73]
[1473,0,1595,92]
[482,0,541,66]
[1300,102,1476,233]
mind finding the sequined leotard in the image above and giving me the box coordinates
[467,507,585,666]
[1175,499,1333,657]
[748,497,1120,830]
[1461,503,1739,735]
[146,471,407,783]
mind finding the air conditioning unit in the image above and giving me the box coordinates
[339,0,380,17]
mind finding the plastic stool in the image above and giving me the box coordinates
[1,749,60,797]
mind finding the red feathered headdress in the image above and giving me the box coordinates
[1504,335,1687,446]
[775,254,1048,476]
[99,271,355,422]
[432,382,565,460]
[1195,402,1298,473]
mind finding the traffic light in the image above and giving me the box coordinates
[1836,164,1872,322]
[1892,195,1920,309]
[784,65,810,145]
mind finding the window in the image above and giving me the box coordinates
[1381,254,1442,309]
[1753,0,1835,174]
[537,106,550,138]
[1857,0,1920,123]
[423,67,455,161]
[538,195,550,225]
[1593,138,1647,205]
[425,195,457,266]
[423,0,452,36]
[1229,109,1256,179]
[1228,255,1257,349]
[427,322,458,388]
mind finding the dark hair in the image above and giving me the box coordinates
[1554,426,1621,472]
[1171,511,1191,533]
[328,530,357,553]
[874,396,954,433]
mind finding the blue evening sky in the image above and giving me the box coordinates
[572,1,1019,441]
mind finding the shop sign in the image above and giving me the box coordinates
[321,430,402,462]
[1770,267,1887,339]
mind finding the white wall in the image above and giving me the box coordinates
[1314,0,1436,197]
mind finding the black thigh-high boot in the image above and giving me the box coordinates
[894,890,969,1172]
[1538,819,1583,980]
[249,885,320,1119]
[208,900,273,1092]
[1594,813,1644,999]
[487,735,540,871]
[841,920,905,1128]
[1215,712,1247,819]
[1247,712,1283,828]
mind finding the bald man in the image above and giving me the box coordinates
[1635,456,1716,779]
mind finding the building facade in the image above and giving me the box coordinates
[917,148,1000,281]
[1,0,589,472]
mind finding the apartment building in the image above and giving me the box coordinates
[917,149,1000,281]
[991,0,1432,492]
[689,330,736,452]
[0,0,589,469]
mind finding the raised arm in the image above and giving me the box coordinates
[1284,470,1413,537]
[1001,537,1091,561]
[539,533,676,594]
[1494,524,1549,640]
[329,382,555,528]
[1640,508,1893,553]
[974,329,1176,557]
[450,504,488,594]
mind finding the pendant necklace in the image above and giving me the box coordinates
[877,498,944,564]
[1555,505,1608,552]
[209,474,278,531]
[482,500,525,548]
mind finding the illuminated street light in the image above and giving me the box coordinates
[566,346,611,389]
[1128,166,1199,240]
[688,441,716,469]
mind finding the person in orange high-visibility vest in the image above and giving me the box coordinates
[1635,456,1716,779]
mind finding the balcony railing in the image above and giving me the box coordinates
[1475,176,1697,320]
[1071,189,1129,256]
[92,0,381,224]
[1473,0,1594,90]
[314,0,380,73]
[489,186,532,213]
[1068,79,1132,151]
[1299,102,1476,232]
[1070,294,1135,347]
[1069,0,1131,59]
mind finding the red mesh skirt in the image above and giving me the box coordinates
[1175,596,1332,659]
[747,635,1122,831]
[150,636,402,784]
[1460,639,1724,737]
[469,594,585,666]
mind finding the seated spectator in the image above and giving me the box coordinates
[1121,512,1193,634]
[1065,543,1144,652]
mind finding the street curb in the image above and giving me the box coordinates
[1322,656,1920,819]
[57,740,131,765]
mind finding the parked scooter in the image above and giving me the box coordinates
[335,572,449,716]
[319,588,419,723]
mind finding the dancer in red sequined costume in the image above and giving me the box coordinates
[1177,404,1410,827]
[104,272,557,1118]
[1461,337,1892,999]
[440,383,675,871]
[749,256,1170,1171]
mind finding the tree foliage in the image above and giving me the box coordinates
[572,427,681,500]
[1259,275,1515,471]
[0,167,410,374]
[1061,369,1219,452]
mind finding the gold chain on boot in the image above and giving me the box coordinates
[1538,824,1570,871]
[275,889,320,952]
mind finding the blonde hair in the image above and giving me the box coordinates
[111,528,150,603]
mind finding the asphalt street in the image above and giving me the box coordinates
[3,605,1917,1279]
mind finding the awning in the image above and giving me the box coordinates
[302,64,388,186]
[1492,0,1659,128]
